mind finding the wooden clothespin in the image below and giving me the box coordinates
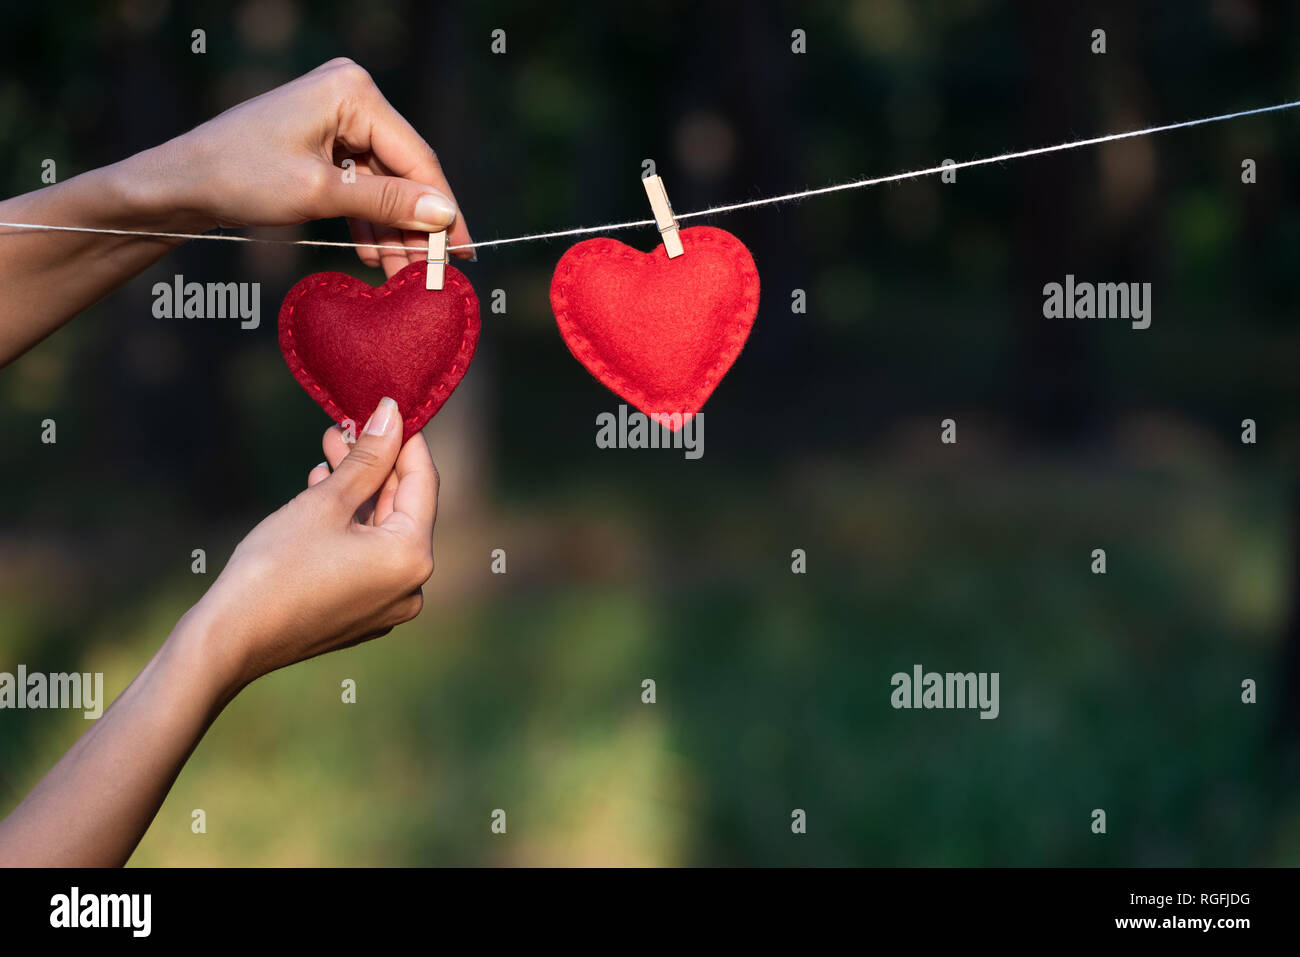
[425,230,448,291]
[642,174,684,258]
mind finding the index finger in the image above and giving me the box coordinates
[350,84,475,259]
[382,432,439,535]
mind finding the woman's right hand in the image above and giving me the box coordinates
[191,397,438,693]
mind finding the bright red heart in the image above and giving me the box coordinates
[550,225,760,429]
[278,261,479,443]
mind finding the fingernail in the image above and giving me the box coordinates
[364,397,400,437]
[316,461,328,470]
[413,192,456,227]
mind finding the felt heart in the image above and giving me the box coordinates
[549,225,759,429]
[278,261,479,442]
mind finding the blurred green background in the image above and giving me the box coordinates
[1,0,1299,865]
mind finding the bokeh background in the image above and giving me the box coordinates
[1,0,1298,865]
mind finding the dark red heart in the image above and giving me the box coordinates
[549,225,760,429]
[279,261,479,442]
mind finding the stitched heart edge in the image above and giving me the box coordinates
[549,226,760,430]
[279,262,480,439]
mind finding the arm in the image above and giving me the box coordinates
[0,57,473,365]
[0,398,436,867]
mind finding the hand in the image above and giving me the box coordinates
[139,57,473,277]
[0,57,465,363]
[0,61,455,866]
[0,398,438,867]
[193,397,438,691]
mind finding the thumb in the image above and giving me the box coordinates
[321,168,458,233]
[324,398,403,513]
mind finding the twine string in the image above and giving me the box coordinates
[1,100,1295,254]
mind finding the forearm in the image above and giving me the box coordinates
[0,606,242,867]
[0,143,209,366]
